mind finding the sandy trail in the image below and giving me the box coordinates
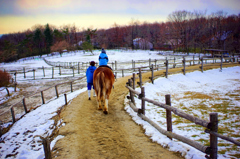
[53,73,183,159]
[53,63,239,159]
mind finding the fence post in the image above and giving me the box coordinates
[42,66,45,77]
[41,91,45,104]
[134,61,136,72]
[115,61,117,70]
[78,62,80,74]
[182,57,186,75]
[14,83,17,92]
[122,70,124,77]
[151,64,154,84]
[165,59,168,78]
[137,68,142,88]
[72,67,75,77]
[22,97,28,113]
[64,94,67,105]
[220,53,223,72]
[55,86,59,98]
[112,62,114,70]
[41,137,52,159]
[33,69,35,80]
[128,79,135,104]
[115,72,117,79]
[155,59,157,67]
[165,94,172,140]
[6,88,10,96]
[14,71,17,83]
[132,73,135,90]
[23,67,26,78]
[199,55,201,64]
[193,55,195,65]
[11,107,16,123]
[209,112,218,159]
[141,87,145,115]
[59,65,61,75]
[52,67,54,79]
[201,58,204,73]
[149,58,151,67]
[132,60,134,70]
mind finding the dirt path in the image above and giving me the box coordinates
[53,75,183,159]
[53,63,239,159]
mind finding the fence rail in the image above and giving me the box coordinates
[1,54,239,125]
[125,67,240,159]
[2,54,239,84]
[0,76,85,136]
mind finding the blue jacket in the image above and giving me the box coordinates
[99,53,109,66]
[86,66,97,83]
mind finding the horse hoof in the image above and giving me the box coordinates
[98,107,102,110]
[103,111,108,114]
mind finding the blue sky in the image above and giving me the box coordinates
[0,0,240,34]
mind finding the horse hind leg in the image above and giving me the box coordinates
[97,98,102,110]
[103,99,108,114]
[97,101,102,110]
[96,91,102,110]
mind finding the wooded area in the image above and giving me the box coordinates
[0,10,239,63]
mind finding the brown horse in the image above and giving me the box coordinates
[93,66,115,114]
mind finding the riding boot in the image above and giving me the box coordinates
[88,90,91,100]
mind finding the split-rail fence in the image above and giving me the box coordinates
[125,66,240,159]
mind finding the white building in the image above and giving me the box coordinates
[133,38,153,50]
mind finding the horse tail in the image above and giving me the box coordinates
[96,71,106,101]
[100,72,106,100]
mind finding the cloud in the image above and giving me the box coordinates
[0,0,239,34]
[0,0,239,17]
[213,0,240,10]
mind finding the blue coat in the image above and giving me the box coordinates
[86,66,96,83]
[99,53,109,66]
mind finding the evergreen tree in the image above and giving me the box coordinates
[85,28,97,43]
[44,24,53,54]
[82,41,94,54]
[34,28,43,56]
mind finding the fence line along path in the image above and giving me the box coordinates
[125,63,240,159]
[52,69,185,159]
[53,63,239,159]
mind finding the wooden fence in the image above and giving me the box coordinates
[1,54,239,126]
[147,56,239,84]
[1,54,239,125]
[3,54,239,83]
[0,76,85,136]
[125,69,240,159]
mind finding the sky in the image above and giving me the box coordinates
[0,0,240,34]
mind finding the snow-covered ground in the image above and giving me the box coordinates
[0,50,239,159]
[125,66,240,159]
[0,88,85,159]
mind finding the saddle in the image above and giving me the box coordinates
[98,65,113,71]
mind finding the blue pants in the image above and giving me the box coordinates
[87,83,94,90]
